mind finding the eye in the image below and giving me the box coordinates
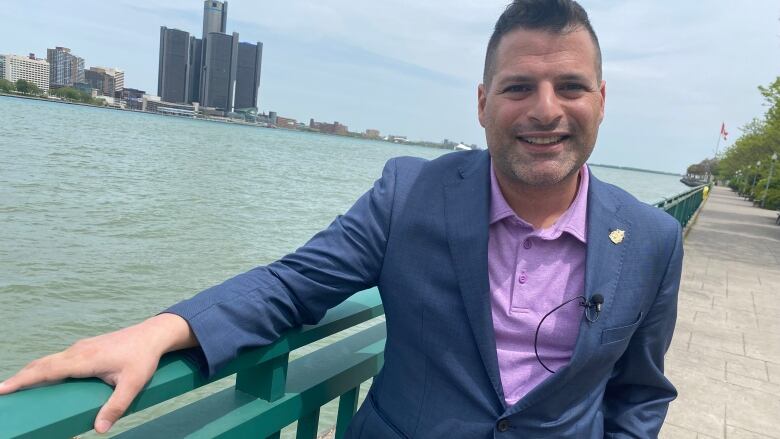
[558,83,588,97]
[561,83,586,91]
[502,84,532,94]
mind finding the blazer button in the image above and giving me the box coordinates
[497,419,510,432]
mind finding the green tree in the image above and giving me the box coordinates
[50,86,106,105]
[14,79,43,96]
[0,78,15,92]
[717,76,780,208]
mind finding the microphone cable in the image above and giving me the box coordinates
[534,294,603,374]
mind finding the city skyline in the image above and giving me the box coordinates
[1,1,779,173]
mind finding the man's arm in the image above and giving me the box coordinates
[164,157,398,376]
[602,223,683,437]
[0,313,197,433]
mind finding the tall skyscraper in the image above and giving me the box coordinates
[202,1,227,36]
[234,42,262,111]
[200,32,238,112]
[197,0,229,108]
[157,0,262,112]
[46,47,84,88]
[187,37,202,103]
[157,27,190,103]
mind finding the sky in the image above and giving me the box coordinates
[1,1,779,173]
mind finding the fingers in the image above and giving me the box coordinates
[94,376,146,434]
[0,355,77,394]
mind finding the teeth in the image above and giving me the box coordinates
[521,136,564,145]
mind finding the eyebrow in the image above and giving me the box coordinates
[496,73,592,84]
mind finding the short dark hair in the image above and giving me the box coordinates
[483,0,602,87]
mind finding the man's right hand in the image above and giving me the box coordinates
[0,313,197,434]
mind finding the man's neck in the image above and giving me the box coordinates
[495,169,582,230]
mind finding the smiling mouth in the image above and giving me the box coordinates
[517,136,569,145]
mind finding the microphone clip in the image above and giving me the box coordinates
[581,294,604,323]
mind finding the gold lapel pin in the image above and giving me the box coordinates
[609,229,625,245]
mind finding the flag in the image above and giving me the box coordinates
[720,122,728,141]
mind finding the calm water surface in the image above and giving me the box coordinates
[0,96,689,436]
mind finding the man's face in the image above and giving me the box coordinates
[478,27,606,188]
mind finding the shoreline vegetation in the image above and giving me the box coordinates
[1,91,680,178]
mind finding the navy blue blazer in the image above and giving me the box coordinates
[168,150,683,438]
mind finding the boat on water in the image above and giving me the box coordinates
[680,176,708,187]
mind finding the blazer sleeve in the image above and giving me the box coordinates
[603,222,683,437]
[164,158,398,377]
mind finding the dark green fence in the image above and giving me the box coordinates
[654,185,708,227]
[0,289,385,439]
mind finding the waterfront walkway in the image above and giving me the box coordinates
[661,186,780,439]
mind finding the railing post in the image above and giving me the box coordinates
[236,353,290,401]
[296,409,321,439]
[335,386,361,439]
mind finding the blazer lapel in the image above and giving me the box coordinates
[507,170,631,415]
[443,151,507,406]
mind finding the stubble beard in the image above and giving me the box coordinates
[492,138,592,188]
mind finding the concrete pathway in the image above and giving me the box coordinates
[661,186,780,439]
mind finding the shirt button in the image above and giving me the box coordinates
[523,238,532,249]
[497,419,511,432]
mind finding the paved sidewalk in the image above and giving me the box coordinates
[660,186,780,439]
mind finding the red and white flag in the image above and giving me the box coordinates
[720,122,728,141]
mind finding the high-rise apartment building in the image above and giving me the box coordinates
[85,67,124,96]
[103,67,124,93]
[0,54,50,92]
[200,31,238,112]
[157,27,191,103]
[234,42,262,111]
[46,47,84,88]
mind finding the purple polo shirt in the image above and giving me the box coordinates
[489,162,589,406]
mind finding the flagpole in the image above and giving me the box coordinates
[711,124,725,183]
[714,132,722,158]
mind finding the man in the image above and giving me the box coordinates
[0,0,682,437]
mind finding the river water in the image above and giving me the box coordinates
[0,96,689,436]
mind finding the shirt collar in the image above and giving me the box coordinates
[489,161,589,243]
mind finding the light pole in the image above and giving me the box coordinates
[761,152,778,208]
[751,161,761,200]
[737,169,747,196]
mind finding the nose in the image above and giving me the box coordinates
[527,83,563,127]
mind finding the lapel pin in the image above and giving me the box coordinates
[609,229,625,245]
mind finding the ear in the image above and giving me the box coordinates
[477,83,487,128]
[598,80,606,123]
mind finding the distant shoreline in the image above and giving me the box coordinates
[589,163,681,177]
[1,93,682,176]
[0,92,450,151]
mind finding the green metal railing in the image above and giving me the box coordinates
[0,289,385,439]
[654,184,708,227]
